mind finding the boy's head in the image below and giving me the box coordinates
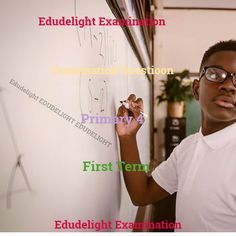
[199,40,236,72]
[193,40,236,129]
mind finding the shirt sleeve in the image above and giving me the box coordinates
[151,147,178,194]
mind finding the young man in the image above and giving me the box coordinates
[116,40,236,231]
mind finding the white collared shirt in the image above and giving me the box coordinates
[152,122,236,232]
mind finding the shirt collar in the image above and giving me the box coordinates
[198,122,236,150]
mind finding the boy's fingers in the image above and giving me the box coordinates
[117,105,128,117]
[130,98,143,112]
[127,94,136,102]
[120,94,143,118]
[117,106,124,116]
[136,98,144,110]
[117,106,129,126]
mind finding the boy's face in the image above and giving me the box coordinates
[193,51,236,124]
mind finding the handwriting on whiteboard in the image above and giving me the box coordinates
[74,0,117,67]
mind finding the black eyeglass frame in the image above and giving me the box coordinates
[200,66,236,87]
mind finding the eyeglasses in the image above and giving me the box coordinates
[200,66,236,87]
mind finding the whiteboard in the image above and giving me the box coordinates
[0,0,151,231]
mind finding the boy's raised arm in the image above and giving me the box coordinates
[116,94,170,206]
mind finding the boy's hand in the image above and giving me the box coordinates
[116,94,145,137]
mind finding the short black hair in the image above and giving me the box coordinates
[200,40,236,72]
